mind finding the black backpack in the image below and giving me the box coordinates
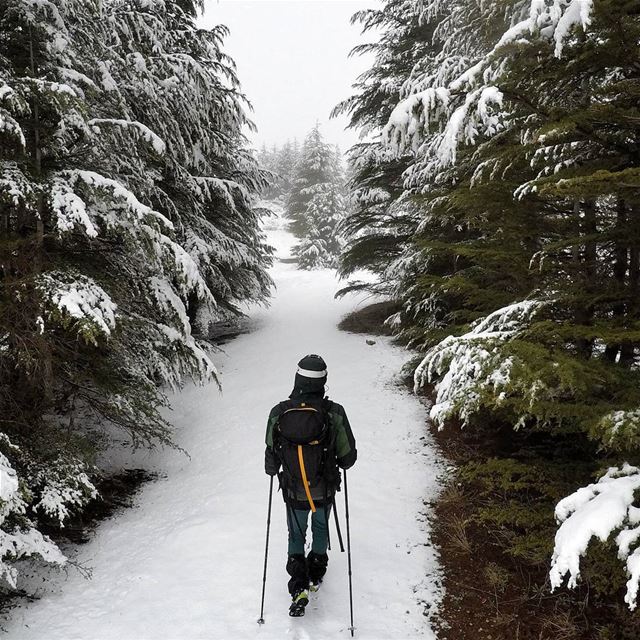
[273,398,340,508]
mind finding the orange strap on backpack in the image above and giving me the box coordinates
[297,445,316,513]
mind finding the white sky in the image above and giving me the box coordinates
[199,0,377,152]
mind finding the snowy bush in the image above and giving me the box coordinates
[414,300,544,428]
[31,456,98,525]
[550,464,640,610]
[0,437,68,590]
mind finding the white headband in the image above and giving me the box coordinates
[297,367,327,379]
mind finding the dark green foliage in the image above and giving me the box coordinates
[338,0,640,615]
[459,457,588,565]
[340,0,640,443]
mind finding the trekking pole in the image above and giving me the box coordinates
[344,469,355,636]
[258,476,274,625]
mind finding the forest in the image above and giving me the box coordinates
[1,0,639,638]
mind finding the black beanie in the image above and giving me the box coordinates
[290,354,327,397]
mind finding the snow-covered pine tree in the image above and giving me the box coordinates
[103,0,273,324]
[391,0,640,437]
[288,126,347,269]
[336,0,529,348]
[334,0,449,311]
[0,0,271,589]
[256,144,281,199]
[293,181,346,269]
[275,140,299,197]
[371,0,640,609]
[286,123,337,237]
[0,0,113,589]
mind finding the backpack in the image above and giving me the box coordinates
[273,398,340,510]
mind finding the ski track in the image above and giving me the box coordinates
[4,226,443,639]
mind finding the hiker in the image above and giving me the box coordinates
[264,354,356,616]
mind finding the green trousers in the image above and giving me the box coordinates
[287,504,332,555]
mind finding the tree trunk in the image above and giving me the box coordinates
[604,198,628,363]
[575,200,597,359]
[620,204,639,367]
[28,26,54,406]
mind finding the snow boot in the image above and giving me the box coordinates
[286,553,309,598]
[289,589,309,617]
[307,551,328,591]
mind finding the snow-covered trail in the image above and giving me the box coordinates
[5,226,442,639]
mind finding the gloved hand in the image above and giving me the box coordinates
[264,447,280,476]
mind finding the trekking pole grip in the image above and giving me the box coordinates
[258,475,274,625]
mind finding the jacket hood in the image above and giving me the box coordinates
[289,372,326,398]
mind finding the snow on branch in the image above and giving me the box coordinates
[0,527,67,590]
[550,464,640,609]
[56,67,99,92]
[414,300,544,428]
[384,85,505,171]
[88,118,166,155]
[149,277,217,384]
[383,88,450,154]
[33,459,98,525]
[0,162,34,209]
[0,108,26,148]
[438,86,504,167]
[21,77,78,98]
[382,0,594,165]
[593,410,640,452]
[68,169,173,230]
[530,0,594,57]
[192,176,252,216]
[51,177,98,237]
[0,440,67,590]
[39,272,118,343]
[142,223,215,304]
[16,0,66,29]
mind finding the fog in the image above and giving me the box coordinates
[199,0,377,151]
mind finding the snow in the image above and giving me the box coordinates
[88,119,166,155]
[51,178,98,237]
[149,276,217,383]
[596,409,640,449]
[0,451,19,503]
[3,224,443,638]
[40,273,118,339]
[550,464,640,609]
[0,163,33,208]
[0,528,67,590]
[35,466,98,525]
[414,300,544,428]
[0,109,26,148]
[383,87,450,154]
[25,78,77,97]
[71,170,171,229]
[0,443,67,590]
[381,0,595,168]
[530,0,594,57]
[57,67,98,92]
[97,60,118,91]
